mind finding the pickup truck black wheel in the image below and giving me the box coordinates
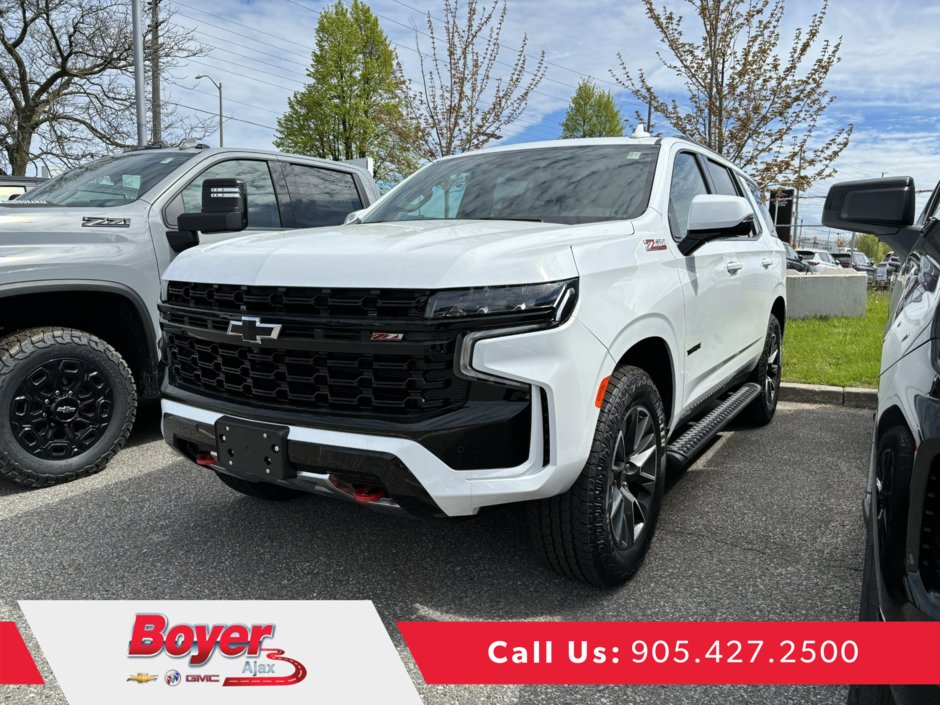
[0,328,136,487]
[214,471,304,501]
[875,424,915,584]
[741,315,782,426]
[528,365,666,587]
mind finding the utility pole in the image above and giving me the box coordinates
[792,147,804,246]
[150,0,162,143]
[131,0,146,147]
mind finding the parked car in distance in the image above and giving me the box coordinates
[796,247,841,271]
[881,254,903,274]
[0,175,46,201]
[160,135,787,588]
[785,243,812,273]
[823,175,938,705]
[832,250,875,279]
[0,145,379,488]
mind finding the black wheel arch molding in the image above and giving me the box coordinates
[0,280,160,399]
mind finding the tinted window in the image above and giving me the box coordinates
[668,152,709,241]
[706,160,740,196]
[175,160,280,229]
[286,165,362,228]
[362,145,659,226]
[19,152,193,207]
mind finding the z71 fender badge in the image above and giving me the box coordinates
[82,216,130,228]
[643,238,668,252]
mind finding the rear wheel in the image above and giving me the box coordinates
[741,315,782,426]
[214,471,304,501]
[0,328,136,487]
[528,366,666,587]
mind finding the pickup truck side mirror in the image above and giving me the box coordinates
[166,178,249,253]
[822,177,919,257]
[678,195,754,256]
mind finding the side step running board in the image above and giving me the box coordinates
[666,382,761,471]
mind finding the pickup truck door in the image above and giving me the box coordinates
[151,157,287,272]
[669,150,751,412]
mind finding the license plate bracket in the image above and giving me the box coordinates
[214,417,293,480]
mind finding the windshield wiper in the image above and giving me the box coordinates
[474,216,544,223]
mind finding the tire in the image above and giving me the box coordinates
[527,366,666,587]
[214,471,304,501]
[741,315,782,426]
[875,425,915,584]
[0,328,136,487]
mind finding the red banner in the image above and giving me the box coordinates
[0,621,44,685]
[398,621,940,685]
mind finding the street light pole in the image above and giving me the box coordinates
[196,75,223,147]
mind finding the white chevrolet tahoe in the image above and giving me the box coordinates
[160,136,787,587]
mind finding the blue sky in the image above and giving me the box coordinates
[169,0,940,223]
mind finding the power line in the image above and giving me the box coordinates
[166,100,277,131]
[389,0,624,91]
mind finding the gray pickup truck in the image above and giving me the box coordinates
[0,145,378,487]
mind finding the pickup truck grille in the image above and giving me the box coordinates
[919,457,940,593]
[160,283,470,418]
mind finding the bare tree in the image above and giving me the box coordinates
[407,0,547,159]
[614,0,852,190]
[0,0,205,175]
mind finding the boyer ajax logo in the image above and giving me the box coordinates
[127,614,307,687]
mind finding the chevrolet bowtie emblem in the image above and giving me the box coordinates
[127,673,158,684]
[227,316,282,344]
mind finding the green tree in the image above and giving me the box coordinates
[855,233,890,264]
[560,79,624,139]
[274,0,418,183]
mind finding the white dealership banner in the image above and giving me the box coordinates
[19,600,422,705]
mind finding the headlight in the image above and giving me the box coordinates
[424,279,578,323]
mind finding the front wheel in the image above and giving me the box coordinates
[528,366,666,587]
[0,328,136,487]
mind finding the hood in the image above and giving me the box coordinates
[0,203,145,241]
[166,219,633,288]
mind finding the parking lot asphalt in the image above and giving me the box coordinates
[0,400,870,705]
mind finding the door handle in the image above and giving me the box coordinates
[726,261,743,273]
[761,258,774,268]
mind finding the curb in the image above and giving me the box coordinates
[780,382,877,409]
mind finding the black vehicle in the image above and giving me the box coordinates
[784,243,812,272]
[0,175,46,201]
[823,176,940,705]
[833,250,876,278]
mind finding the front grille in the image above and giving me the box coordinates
[165,281,431,319]
[164,331,468,417]
[160,282,480,418]
[920,457,940,592]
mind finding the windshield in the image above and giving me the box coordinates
[15,151,195,207]
[362,145,659,225]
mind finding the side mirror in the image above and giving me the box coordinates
[166,178,248,253]
[823,177,920,258]
[344,208,365,225]
[679,195,754,256]
[823,177,915,236]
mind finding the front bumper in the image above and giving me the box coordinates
[162,318,613,517]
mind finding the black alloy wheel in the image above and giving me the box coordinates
[10,357,114,459]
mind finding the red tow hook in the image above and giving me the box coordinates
[353,487,386,503]
[195,453,217,467]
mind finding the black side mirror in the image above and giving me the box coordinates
[823,177,919,257]
[166,178,248,253]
